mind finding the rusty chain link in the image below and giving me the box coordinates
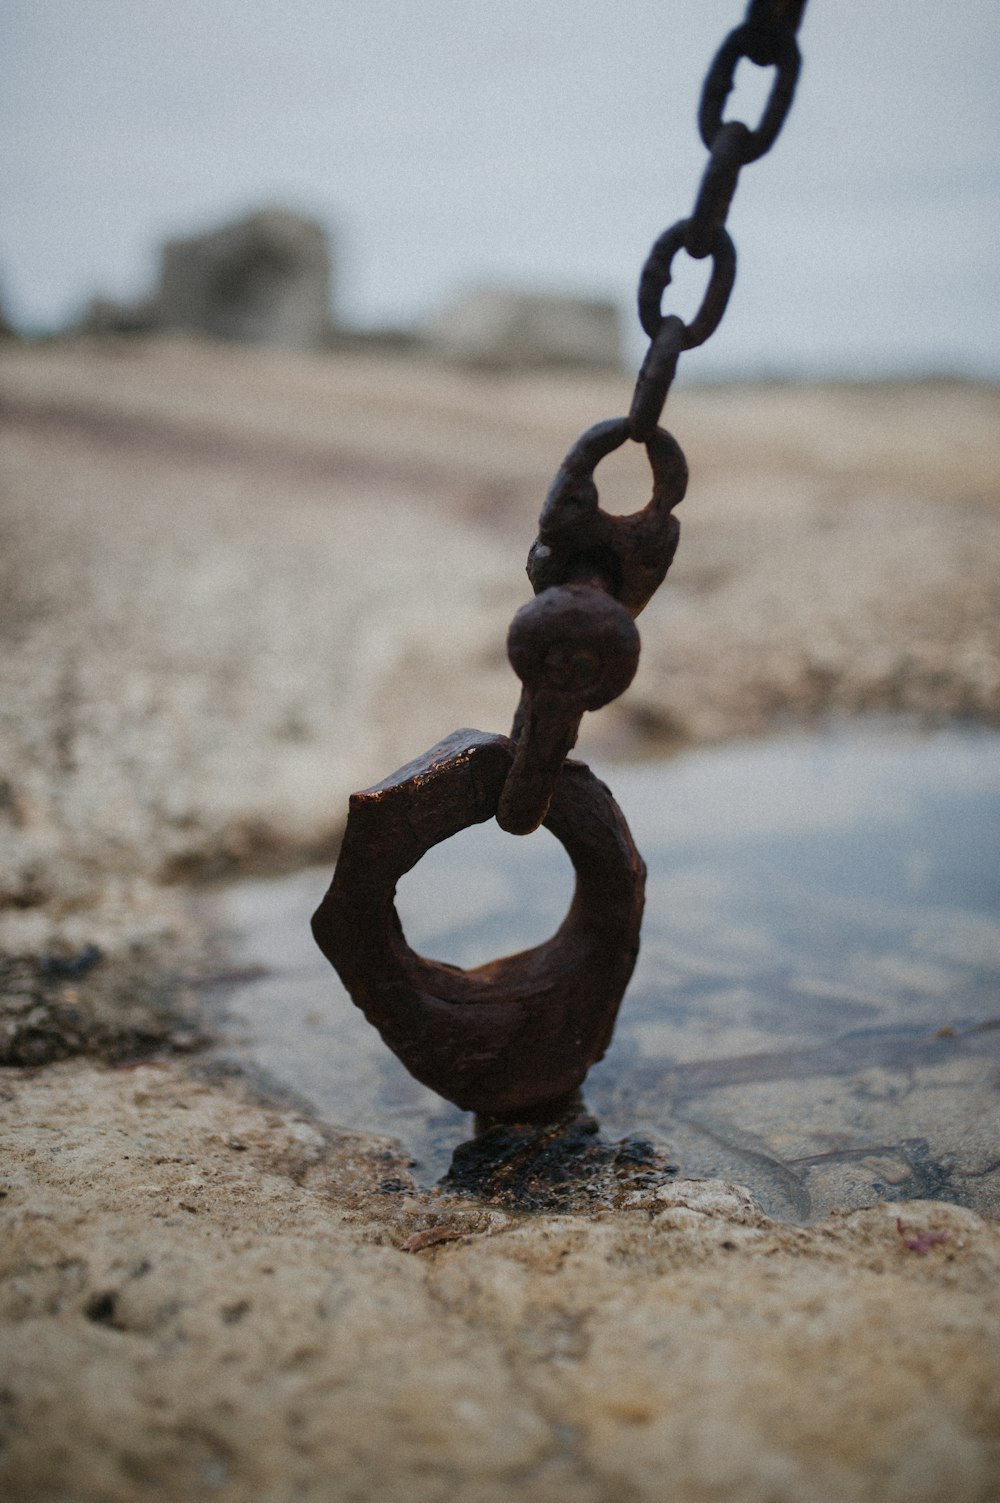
[314,3,808,1120]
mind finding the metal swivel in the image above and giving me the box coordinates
[497,583,640,835]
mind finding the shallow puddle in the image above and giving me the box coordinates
[207,725,1000,1222]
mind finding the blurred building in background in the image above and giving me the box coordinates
[84,207,334,348]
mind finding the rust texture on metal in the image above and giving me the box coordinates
[313,0,807,1121]
[311,729,645,1119]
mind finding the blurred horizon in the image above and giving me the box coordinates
[2,0,998,380]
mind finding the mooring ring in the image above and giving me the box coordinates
[311,728,645,1118]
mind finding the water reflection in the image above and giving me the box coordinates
[209,725,1000,1221]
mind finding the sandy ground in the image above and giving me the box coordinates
[1,337,999,1500]
[2,340,997,923]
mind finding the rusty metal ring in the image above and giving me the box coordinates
[311,728,645,1119]
[638,220,737,345]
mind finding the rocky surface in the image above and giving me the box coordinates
[2,1060,998,1502]
[1,337,999,1499]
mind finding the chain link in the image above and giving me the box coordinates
[699,23,801,162]
[638,221,738,346]
[683,120,752,258]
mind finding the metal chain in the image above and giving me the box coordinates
[314,2,810,1122]
[630,0,806,442]
[498,0,807,834]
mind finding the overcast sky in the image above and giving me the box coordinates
[2,1,997,376]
